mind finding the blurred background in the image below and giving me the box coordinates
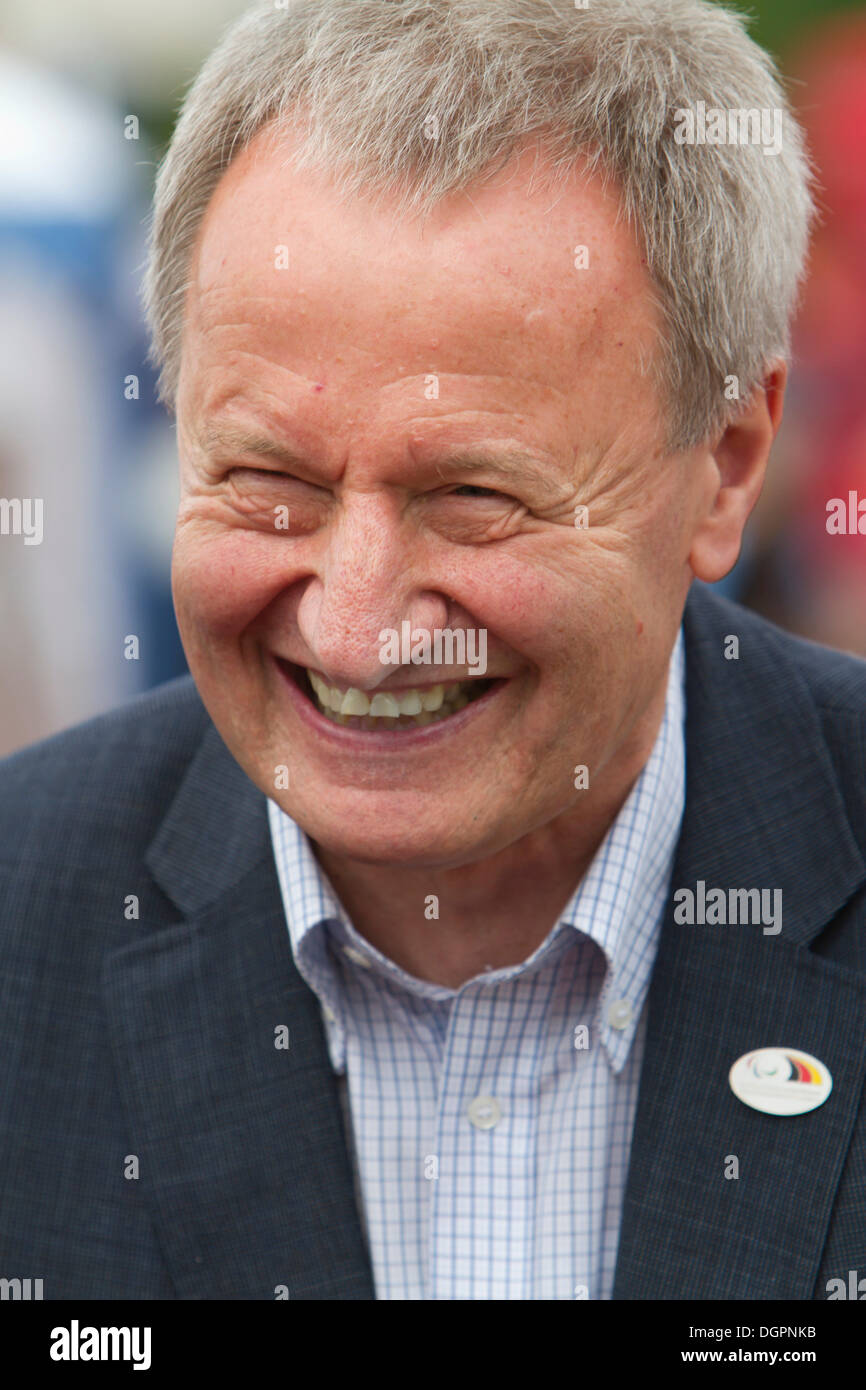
[1,0,864,755]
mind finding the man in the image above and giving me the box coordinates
[1,0,864,1301]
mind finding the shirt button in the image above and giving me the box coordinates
[607,998,633,1030]
[467,1095,502,1130]
[343,946,371,968]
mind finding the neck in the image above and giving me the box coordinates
[315,677,669,988]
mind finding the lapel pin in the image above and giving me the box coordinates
[729,1047,833,1116]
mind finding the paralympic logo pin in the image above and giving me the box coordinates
[728,1047,833,1116]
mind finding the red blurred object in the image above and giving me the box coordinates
[777,18,866,643]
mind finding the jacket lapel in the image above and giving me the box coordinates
[613,586,866,1299]
[102,722,374,1300]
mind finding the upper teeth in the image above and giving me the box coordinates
[307,670,471,719]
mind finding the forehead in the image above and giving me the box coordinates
[181,125,662,440]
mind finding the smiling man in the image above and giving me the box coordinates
[175,128,701,977]
[2,0,866,1303]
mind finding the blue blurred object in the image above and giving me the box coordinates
[0,50,184,754]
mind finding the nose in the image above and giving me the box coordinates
[294,493,449,690]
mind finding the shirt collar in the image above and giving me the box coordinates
[267,801,348,1062]
[268,626,686,1074]
[562,625,686,1071]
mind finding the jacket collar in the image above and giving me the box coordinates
[669,584,864,948]
[104,722,375,1299]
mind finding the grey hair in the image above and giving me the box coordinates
[143,0,815,451]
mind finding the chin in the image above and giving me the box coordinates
[279,802,486,869]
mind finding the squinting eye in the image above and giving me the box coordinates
[451,484,510,500]
[232,467,285,479]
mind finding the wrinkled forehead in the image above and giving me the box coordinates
[181,125,664,442]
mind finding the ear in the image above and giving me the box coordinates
[689,362,787,585]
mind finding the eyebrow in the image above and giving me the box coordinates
[199,422,307,468]
[199,423,564,498]
[426,445,562,497]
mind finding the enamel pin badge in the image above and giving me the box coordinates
[729,1047,833,1116]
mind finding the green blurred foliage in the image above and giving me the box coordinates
[725,0,864,55]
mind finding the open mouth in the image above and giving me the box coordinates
[278,660,497,732]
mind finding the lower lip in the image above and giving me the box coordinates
[273,658,508,751]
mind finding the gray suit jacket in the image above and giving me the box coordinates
[1,583,865,1299]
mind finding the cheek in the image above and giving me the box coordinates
[472,542,627,663]
[172,526,289,638]
[456,549,567,661]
